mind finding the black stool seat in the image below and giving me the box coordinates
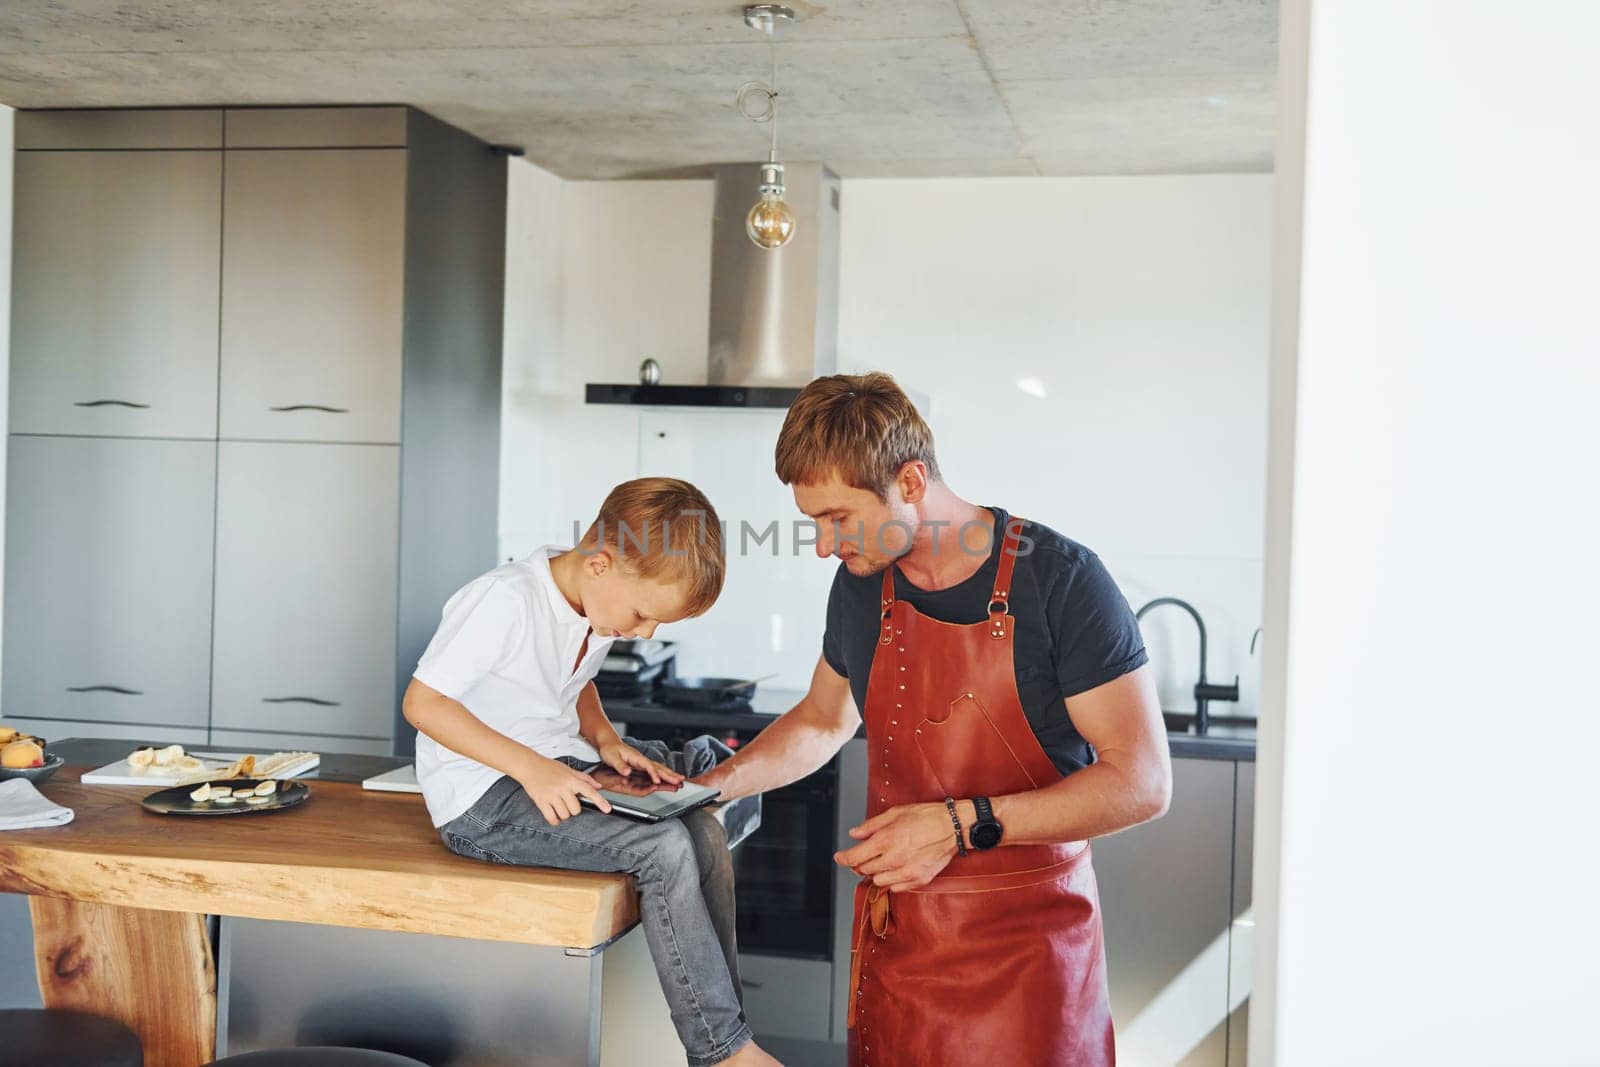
[210,1050,429,1066]
[0,1008,143,1067]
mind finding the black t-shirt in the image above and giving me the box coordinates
[821,507,1148,777]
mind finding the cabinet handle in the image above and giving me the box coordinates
[73,400,151,410]
[66,684,144,695]
[261,696,342,707]
[269,404,350,414]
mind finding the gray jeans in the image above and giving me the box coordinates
[438,736,750,1067]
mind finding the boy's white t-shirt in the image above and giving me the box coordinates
[412,547,616,827]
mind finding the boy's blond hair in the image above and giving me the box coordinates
[774,372,940,500]
[579,478,725,617]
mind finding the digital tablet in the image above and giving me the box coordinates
[579,777,721,823]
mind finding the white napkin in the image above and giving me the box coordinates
[0,778,75,830]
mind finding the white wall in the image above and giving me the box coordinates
[0,105,13,682]
[500,169,835,685]
[841,176,1270,714]
[501,171,1272,704]
[501,169,717,556]
[1253,3,1600,1065]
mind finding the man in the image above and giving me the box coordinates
[694,372,1170,1066]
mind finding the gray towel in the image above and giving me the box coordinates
[0,778,75,830]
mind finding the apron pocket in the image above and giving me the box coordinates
[915,691,1045,797]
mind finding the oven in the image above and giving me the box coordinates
[619,719,839,962]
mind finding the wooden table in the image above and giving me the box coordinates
[0,760,645,1067]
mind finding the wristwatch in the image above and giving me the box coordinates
[969,796,1004,850]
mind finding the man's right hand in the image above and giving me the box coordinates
[689,654,860,801]
[689,761,733,796]
[516,754,612,825]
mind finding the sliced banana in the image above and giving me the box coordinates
[189,783,213,802]
[254,751,314,778]
[173,756,205,774]
[245,794,272,805]
[253,780,278,797]
[153,744,186,767]
[129,748,157,770]
[214,794,239,805]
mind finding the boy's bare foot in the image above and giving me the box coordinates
[722,1040,783,1066]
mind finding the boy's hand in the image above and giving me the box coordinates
[515,754,612,826]
[597,739,685,787]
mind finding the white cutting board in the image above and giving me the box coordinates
[361,764,421,794]
[81,750,321,787]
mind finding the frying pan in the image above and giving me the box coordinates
[657,674,776,708]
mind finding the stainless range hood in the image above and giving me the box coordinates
[586,163,841,408]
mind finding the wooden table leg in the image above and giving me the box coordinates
[29,896,216,1067]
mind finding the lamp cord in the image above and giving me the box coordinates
[735,18,783,165]
[768,28,779,164]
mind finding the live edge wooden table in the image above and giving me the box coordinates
[0,739,760,1067]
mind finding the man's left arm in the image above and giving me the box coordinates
[837,664,1171,891]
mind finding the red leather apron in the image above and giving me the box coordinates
[846,518,1115,1067]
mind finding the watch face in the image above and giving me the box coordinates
[972,821,1003,850]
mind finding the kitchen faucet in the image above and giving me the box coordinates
[1134,597,1239,735]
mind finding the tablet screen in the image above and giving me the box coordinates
[583,777,721,820]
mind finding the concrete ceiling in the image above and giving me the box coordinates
[0,1,1278,179]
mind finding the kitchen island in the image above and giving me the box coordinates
[0,738,760,1067]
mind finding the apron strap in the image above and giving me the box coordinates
[847,883,894,1028]
[879,565,896,645]
[988,516,1026,640]
[880,516,1027,642]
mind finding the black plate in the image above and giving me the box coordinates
[141,778,311,816]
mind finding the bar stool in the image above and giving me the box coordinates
[0,1007,143,1067]
[209,1050,429,1066]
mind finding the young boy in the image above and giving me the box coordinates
[403,477,780,1067]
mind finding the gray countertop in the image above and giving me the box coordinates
[1164,725,1257,762]
[604,687,1257,762]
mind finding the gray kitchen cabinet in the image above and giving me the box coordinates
[1227,762,1255,1067]
[210,442,399,740]
[209,727,394,758]
[1095,757,1237,1067]
[9,149,222,438]
[739,952,835,1043]
[1,436,215,727]
[224,106,407,149]
[1,717,210,749]
[7,105,505,754]
[830,737,868,1043]
[16,108,223,150]
[220,148,406,444]
[0,892,41,1009]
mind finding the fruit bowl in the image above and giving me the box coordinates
[0,752,64,785]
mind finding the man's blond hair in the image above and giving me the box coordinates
[579,478,725,616]
[774,372,940,499]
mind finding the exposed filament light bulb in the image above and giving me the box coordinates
[747,161,797,249]
[739,6,797,250]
